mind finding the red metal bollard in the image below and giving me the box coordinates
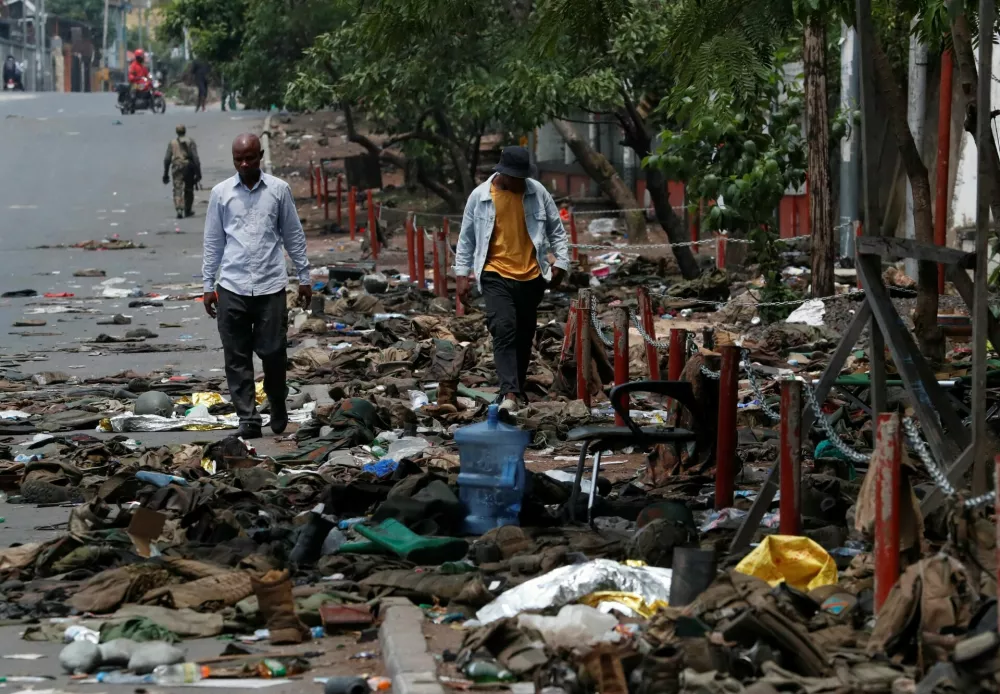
[613,307,630,426]
[309,160,315,198]
[416,225,426,287]
[348,186,357,241]
[715,231,727,271]
[668,328,687,381]
[637,287,660,380]
[436,225,449,298]
[576,290,592,407]
[715,345,739,510]
[779,379,803,536]
[367,190,378,260]
[315,166,323,204]
[570,210,579,262]
[873,413,901,614]
[323,169,330,221]
[405,213,416,281]
[560,303,577,365]
[432,227,443,297]
[336,174,343,225]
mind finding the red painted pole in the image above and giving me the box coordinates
[336,174,343,225]
[668,328,687,381]
[349,186,357,241]
[873,412,901,614]
[778,379,803,536]
[636,287,660,380]
[613,307,629,426]
[416,225,426,287]
[715,231,727,270]
[576,290,592,406]
[309,160,314,198]
[560,303,577,365]
[570,209,579,262]
[436,224,449,298]
[323,169,330,221]
[715,345,739,510]
[432,228,443,297]
[405,213,416,281]
[935,48,953,296]
[316,166,323,204]
[367,190,378,260]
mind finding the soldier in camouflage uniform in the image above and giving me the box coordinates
[162,124,201,218]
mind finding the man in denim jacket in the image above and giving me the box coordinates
[454,146,570,413]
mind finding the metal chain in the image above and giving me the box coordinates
[742,351,781,421]
[628,308,672,349]
[589,301,614,347]
[688,334,721,379]
[902,417,996,509]
[802,383,870,463]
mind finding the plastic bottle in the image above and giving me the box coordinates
[152,663,210,685]
[96,672,153,684]
[463,660,514,683]
[367,676,391,691]
[136,471,188,487]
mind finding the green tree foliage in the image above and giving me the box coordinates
[649,71,807,319]
[160,0,343,108]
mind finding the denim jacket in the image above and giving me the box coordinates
[454,174,570,288]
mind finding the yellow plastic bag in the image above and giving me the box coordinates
[734,535,838,591]
[578,591,668,618]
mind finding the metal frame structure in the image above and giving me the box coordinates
[730,0,996,553]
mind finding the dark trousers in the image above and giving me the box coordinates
[217,286,288,426]
[481,271,545,398]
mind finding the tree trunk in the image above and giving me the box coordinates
[551,117,648,242]
[947,3,1000,222]
[804,15,834,298]
[871,39,944,362]
[343,105,461,210]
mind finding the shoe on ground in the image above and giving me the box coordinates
[499,397,517,413]
[176,211,184,219]
[184,210,195,218]
[236,423,262,439]
[270,399,288,434]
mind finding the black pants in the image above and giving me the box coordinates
[481,271,546,398]
[216,286,288,426]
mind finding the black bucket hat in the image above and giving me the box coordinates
[494,145,536,179]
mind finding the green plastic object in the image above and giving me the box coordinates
[352,518,468,564]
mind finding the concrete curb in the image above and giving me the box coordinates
[262,112,273,174]
[379,597,445,694]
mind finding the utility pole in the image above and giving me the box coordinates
[37,0,46,90]
[102,0,110,67]
[838,22,861,257]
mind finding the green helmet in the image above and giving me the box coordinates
[134,390,173,417]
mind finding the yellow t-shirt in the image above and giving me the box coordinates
[484,183,541,281]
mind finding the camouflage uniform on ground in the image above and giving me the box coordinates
[163,125,201,218]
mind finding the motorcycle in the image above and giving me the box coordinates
[116,76,166,115]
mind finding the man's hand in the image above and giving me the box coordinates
[298,284,313,308]
[162,173,170,185]
[203,291,218,318]
[457,277,471,306]
[549,266,566,290]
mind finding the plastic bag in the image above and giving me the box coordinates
[734,535,837,591]
[518,605,619,650]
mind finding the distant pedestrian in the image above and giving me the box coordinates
[454,145,569,414]
[163,124,201,219]
[202,133,311,439]
[191,58,210,112]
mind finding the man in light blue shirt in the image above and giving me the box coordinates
[202,133,311,439]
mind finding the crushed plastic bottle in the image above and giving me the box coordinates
[96,672,153,684]
[463,659,514,683]
[152,663,210,685]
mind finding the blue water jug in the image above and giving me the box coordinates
[455,404,530,535]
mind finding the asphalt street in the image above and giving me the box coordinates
[0,92,262,377]
[0,96,345,692]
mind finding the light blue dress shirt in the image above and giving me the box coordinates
[202,172,310,296]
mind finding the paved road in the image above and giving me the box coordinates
[0,92,263,376]
[0,94,366,692]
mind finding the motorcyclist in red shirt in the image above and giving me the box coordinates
[127,49,150,106]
